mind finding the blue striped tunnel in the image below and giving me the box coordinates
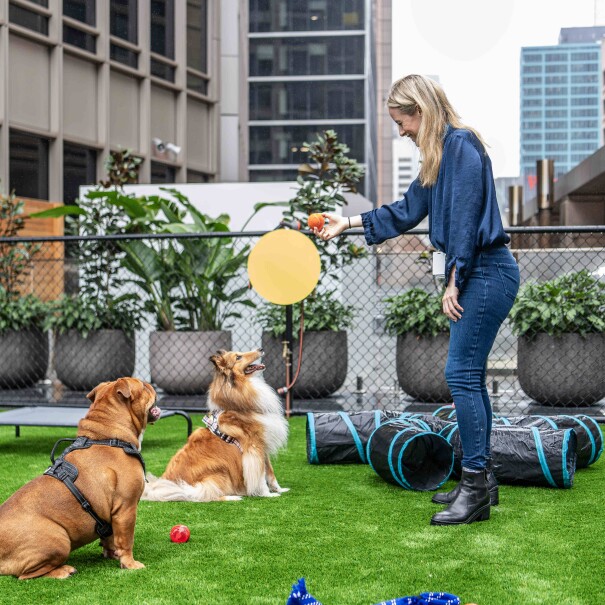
[367,420,454,491]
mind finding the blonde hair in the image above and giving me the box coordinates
[387,74,487,187]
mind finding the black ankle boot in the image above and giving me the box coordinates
[430,468,490,526]
[432,461,499,506]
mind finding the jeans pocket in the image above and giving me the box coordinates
[496,264,520,301]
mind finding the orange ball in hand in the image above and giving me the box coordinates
[308,213,325,231]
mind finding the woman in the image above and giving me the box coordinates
[315,74,520,526]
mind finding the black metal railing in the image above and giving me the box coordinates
[1,227,604,418]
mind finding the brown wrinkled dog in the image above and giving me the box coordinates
[0,377,160,580]
[142,348,288,502]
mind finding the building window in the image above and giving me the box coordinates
[187,169,211,183]
[63,0,96,25]
[8,2,49,35]
[63,143,97,205]
[250,36,365,77]
[63,24,97,53]
[187,0,207,74]
[110,44,138,68]
[151,0,175,59]
[111,0,138,43]
[250,80,365,120]
[250,0,365,32]
[151,162,176,183]
[9,131,49,201]
[249,124,365,165]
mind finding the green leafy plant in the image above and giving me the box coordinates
[288,130,367,276]
[34,158,254,333]
[383,288,449,337]
[0,191,49,332]
[257,291,355,338]
[509,270,605,338]
[32,152,144,336]
[246,129,367,279]
[118,188,254,331]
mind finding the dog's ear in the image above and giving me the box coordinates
[86,381,109,402]
[209,351,228,374]
[114,377,132,401]
[86,385,98,402]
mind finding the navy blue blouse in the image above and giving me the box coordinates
[361,125,509,292]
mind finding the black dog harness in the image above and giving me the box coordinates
[44,436,146,539]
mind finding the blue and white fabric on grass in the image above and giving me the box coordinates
[286,578,461,605]
[286,578,323,605]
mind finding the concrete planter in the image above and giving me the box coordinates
[518,333,605,406]
[54,329,135,391]
[261,331,348,399]
[0,328,49,389]
[150,330,231,395]
[396,332,451,403]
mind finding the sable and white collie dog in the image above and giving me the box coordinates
[142,348,289,502]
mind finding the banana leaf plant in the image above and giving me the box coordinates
[33,186,254,332]
[118,188,254,331]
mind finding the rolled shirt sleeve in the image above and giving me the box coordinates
[442,134,484,293]
[360,178,429,246]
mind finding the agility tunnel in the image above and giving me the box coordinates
[493,414,602,468]
[306,411,433,464]
[445,424,578,488]
[366,420,454,491]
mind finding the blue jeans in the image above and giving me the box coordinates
[445,246,520,471]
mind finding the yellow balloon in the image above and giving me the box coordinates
[248,230,321,305]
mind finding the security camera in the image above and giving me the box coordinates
[166,143,181,156]
[152,138,166,153]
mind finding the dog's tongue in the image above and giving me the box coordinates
[149,405,161,422]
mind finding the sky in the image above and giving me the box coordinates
[392,0,602,178]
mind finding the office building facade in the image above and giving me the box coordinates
[0,0,219,205]
[520,30,603,194]
[231,0,391,204]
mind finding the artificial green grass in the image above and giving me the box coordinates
[0,414,603,605]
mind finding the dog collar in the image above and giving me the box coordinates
[203,411,243,452]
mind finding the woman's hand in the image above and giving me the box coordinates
[443,269,464,321]
[314,213,348,241]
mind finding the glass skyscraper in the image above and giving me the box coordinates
[520,33,603,193]
[247,0,377,200]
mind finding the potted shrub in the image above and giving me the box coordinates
[119,188,253,395]
[35,152,143,391]
[0,191,50,389]
[257,291,355,399]
[247,130,366,400]
[384,288,452,403]
[509,270,605,406]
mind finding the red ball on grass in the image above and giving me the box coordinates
[170,524,191,543]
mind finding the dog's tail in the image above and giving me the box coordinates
[141,473,239,502]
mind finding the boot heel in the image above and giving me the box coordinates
[476,505,490,522]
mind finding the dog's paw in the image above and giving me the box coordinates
[121,560,145,570]
[262,492,281,498]
[268,484,290,493]
[103,549,119,560]
[222,495,243,501]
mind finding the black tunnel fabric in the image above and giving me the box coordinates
[445,424,577,488]
[494,415,603,468]
[306,411,434,465]
[307,411,385,464]
[366,420,454,491]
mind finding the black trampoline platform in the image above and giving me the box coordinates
[0,406,192,438]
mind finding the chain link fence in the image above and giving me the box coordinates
[1,227,604,419]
